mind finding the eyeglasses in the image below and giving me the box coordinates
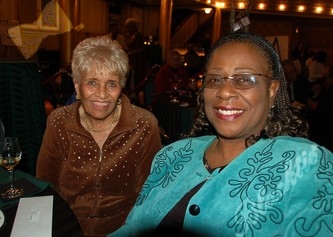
[204,73,272,90]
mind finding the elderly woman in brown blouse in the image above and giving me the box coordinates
[36,36,162,236]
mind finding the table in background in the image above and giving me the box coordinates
[152,92,197,143]
[0,169,82,237]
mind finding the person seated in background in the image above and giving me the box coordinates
[309,66,333,152]
[125,18,147,98]
[153,49,189,99]
[107,21,127,50]
[109,31,333,237]
[36,36,162,236]
[183,44,202,77]
[305,50,329,85]
[307,81,323,111]
[42,66,75,110]
[281,59,307,109]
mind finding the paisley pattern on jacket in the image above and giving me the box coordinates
[137,141,193,205]
[110,136,333,237]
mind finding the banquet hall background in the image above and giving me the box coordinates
[1,0,333,174]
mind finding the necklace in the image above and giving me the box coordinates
[204,139,218,169]
[204,139,231,170]
[204,160,210,169]
[83,106,119,133]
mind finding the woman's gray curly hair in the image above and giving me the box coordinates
[185,31,308,143]
[71,36,129,88]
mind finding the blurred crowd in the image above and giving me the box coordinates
[41,26,333,152]
[283,44,333,151]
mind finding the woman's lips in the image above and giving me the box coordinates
[214,106,244,121]
[91,101,110,109]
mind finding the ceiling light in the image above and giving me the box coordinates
[204,8,212,14]
[238,2,245,9]
[315,6,323,13]
[278,4,286,11]
[215,2,226,8]
[258,3,265,10]
[297,5,305,12]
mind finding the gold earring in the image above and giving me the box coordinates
[117,98,122,105]
[76,93,81,100]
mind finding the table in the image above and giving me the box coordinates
[0,169,82,236]
[152,92,197,143]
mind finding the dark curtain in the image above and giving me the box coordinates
[0,62,46,175]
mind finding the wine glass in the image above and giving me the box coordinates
[170,84,180,103]
[0,119,4,141]
[0,137,23,199]
[170,78,182,103]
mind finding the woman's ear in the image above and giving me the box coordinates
[269,80,280,106]
[74,80,81,100]
[74,81,79,94]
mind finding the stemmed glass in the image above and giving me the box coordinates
[171,84,180,103]
[0,119,4,141]
[0,137,23,199]
[170,78,182,103]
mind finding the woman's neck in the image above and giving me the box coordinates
[79,105,121,133]
[205,138,246,170]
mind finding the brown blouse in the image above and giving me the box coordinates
[36,94,162,236]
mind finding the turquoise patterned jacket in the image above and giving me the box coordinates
[109,135,333,237]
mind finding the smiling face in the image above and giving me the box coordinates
[203,42,280,141]
[75,64,122,120]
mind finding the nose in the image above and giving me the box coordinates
[215,79,239,100]
[95,84,107,98]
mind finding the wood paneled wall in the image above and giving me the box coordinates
[1,0,333,65]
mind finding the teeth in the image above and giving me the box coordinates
[93,102,108,106]
[217,109,243,115]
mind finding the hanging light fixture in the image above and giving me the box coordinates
[204,8,212,14]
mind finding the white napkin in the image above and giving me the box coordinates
[10,195,53,237]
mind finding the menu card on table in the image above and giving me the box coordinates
[10,195,53,237]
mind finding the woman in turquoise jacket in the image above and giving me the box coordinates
[109,31,333,237]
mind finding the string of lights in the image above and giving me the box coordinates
[196,0,333,17]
